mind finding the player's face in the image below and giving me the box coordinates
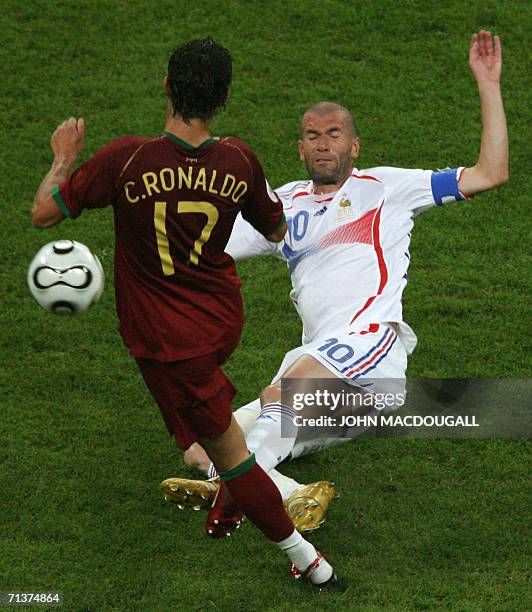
[298,112,360,187]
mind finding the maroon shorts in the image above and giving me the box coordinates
[136,339,239,450]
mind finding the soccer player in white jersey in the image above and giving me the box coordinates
[162,31,508,537]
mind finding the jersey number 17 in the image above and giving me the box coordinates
[154,200,219,273]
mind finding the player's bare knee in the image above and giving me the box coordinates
[260,381,282,405]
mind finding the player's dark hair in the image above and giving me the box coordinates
[167,38,232,123]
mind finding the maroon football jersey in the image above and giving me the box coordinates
[54,132,284,361]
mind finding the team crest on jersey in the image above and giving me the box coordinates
[336,197,356,221]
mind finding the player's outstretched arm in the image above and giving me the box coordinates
[32,117,85,228]
[458,31,508,197]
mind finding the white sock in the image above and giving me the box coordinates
[277,530,333,585]
[246,402,298,473]
[269,469,301,500]
[233,398,261,434]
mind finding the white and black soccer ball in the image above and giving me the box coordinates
[27,240,104,315]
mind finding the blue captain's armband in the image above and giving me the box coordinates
[431,168,466,206]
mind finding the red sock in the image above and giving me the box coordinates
[220,454,294,542]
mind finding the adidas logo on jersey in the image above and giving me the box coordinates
[314,206,327,217]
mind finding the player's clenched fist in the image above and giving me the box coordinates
[51,117,85,163]
[469,31,502,84]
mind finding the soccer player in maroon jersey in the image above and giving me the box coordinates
[32,38,336,587]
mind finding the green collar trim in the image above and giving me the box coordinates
[163,131,215,150]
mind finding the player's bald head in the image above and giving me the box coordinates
[298,101,360,189]
[300,102,357,139]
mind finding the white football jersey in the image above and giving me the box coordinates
[226,166,466,354]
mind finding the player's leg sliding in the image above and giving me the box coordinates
[169,397,307,515]
[165,358,349,533]
[246,400,298,471]
[269,468,302,499]
[161,470,337,533]
[164,390,338,532]
[230,397,338,532]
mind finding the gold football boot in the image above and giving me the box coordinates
[284,481,337,533]
[160,477,219,510]
[161,476,337,533]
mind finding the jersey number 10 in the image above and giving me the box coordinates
[154,200,219,274]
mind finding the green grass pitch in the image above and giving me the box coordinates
[1,1,530,610]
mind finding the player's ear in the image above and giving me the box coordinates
[163,76,170,95]
[351,136,361,160]
[298,140,305,161]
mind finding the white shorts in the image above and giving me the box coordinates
[232,325,407,461]
[268,325,407,458]
[271,323,407,399]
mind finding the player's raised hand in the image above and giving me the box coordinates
[51,117,85,163]
[469,31,502,84]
